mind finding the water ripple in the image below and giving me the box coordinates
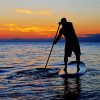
[0,42,100,100]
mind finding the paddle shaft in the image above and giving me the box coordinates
[45,25,60,69]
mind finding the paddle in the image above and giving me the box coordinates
[45,24,60,69]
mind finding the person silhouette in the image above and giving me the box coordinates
[53,18,81,74]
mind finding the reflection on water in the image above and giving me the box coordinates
[0,42,100,100]
[63,78,81,100]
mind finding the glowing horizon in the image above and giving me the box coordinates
[0,0,100,39]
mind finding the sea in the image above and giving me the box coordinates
[0,42,100,100]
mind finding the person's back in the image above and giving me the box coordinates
[59,21,79,48]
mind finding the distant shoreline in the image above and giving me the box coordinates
[0,39,100,42]
[0,34,100,42]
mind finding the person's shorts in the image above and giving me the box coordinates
[65,45,81,57]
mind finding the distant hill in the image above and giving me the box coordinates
[79,34,100,42]
[0,34,100,42]
[0,38,53,42]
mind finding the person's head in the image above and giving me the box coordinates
[59,18,67,26]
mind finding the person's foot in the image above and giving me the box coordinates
[63,68,67,74]
[77,67,80,73]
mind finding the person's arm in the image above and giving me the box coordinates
[53,29,62,45]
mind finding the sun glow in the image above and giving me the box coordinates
[0,0,100,39]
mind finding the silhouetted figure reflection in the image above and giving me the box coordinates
[53,18,81,73]
[63,78,81,100]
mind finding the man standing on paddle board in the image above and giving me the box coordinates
[53,18,81,73]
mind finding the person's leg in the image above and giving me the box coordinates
[76,55,80,72]
[64,56,68,74]
[64,44,71,74]
[64,44,68,74]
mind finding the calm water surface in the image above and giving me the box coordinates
[0,42,100,100]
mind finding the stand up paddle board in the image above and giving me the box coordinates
[59,61,86,78]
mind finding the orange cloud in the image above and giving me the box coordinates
[0,23,57,39]
[16,9,33,14]
[16,9,52,16]
[4,24,16,27]
[0,23,56,33]
[33,11,52,16]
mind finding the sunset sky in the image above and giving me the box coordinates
[0,0,100,39]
